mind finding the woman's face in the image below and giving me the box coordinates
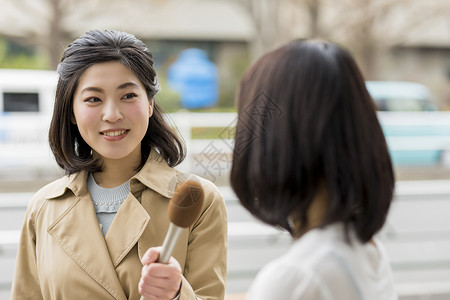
[72,61,152,165]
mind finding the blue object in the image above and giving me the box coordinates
[167,48,218,109]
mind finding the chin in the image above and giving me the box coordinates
[100,152,134,161]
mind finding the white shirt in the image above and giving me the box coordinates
[247,223,398,300]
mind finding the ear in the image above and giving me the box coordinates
[71,114,77,124]
[149,99,154,117]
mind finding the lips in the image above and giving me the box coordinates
[100,129,128,137]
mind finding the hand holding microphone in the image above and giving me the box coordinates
[139,180,204,300]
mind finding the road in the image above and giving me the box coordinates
[1,167,450,299]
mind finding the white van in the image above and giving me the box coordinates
[0,69,59,177]
[366,81,437,111]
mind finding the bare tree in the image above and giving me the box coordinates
[304,0,321,38]
[0,0,129,69]
[235,0,280,60]
[0,0,78,69]
[324,0,450,78]
[46,0,70,69]
[235,0,449,78]
[1,0,448,77]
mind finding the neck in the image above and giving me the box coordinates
[93,155,142,188]
[292,184,329,239]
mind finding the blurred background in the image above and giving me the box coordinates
[0,0,449,299]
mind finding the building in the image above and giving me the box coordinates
[0,0,448,107]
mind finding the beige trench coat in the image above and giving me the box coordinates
[11,150,227,300]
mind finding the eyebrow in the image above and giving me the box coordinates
[80,86,104,93]
[80,82,140,94]
[117,82,140,90]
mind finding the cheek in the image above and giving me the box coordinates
[129,105,150,124]
[73,106,98,131]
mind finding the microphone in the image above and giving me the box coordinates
[140,180,204,300]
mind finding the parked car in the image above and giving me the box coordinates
[1,70,450,173]
[366,81,438,112]
[366,81,450,166]
[0,69,59,177]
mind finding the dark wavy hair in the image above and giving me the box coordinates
[49,30,185,175]
[230,40,394,243]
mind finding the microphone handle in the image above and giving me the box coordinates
[159,223,183,263]
[140,223,183,300]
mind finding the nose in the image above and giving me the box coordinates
[102,100,123,123]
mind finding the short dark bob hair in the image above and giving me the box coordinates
[49,30,185,175]
[230,40,394,243]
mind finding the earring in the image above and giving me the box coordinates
[149,100,154,117]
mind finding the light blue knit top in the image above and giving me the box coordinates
[87,173,130,236]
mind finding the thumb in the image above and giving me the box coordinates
[141,247,161,265]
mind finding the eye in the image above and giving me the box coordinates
[84,97,101,103]
[123,93,137,100]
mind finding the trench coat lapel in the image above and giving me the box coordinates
[105,192,150,267]
[44,151,178,299]
[47,193,127,300]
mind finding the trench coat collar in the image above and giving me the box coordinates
[47,192,131,300]
[45,149,179,300]
[131,149,179,198]
[46,148,179,200]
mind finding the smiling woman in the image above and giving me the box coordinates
[11,30,227,300]
[72,62,152,176]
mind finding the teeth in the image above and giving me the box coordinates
[103,130,126,137]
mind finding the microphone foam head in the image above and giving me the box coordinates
[168,180,204,228]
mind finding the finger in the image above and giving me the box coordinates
[141,247,162,265]
[140,271,181,290]
[142,262,181,278]
[141,264,181,287]
[167,256,182,272]
[138,285,163,300]
[139,278,180,299]
[140,263,181,299]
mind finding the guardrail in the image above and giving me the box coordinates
[172,111,450,170]
[2,180,450,298]
[3,111,450,179]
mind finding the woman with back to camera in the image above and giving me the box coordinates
[230,40,398,300]
[11,30,227,300]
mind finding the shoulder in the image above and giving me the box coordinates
[24,175,73,222]
[247,256,329,300]
[259,225,396,300]
[247,232,357,300]
[175,170,227,224]
[175,170,224,205]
